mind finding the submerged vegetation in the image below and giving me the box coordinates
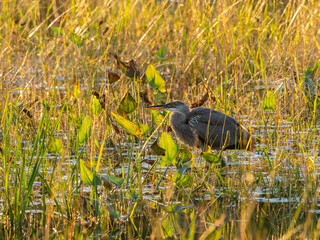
[0,0,320,238]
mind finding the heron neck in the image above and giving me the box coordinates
[171,112,187,123]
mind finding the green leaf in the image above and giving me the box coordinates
[61,104,75,112]
[111,112,141,136]
[117,92,137,114]
[126,190,139,200]
[70,33,84,47]
[51,27,64,36]
[80,159,102,186]
[145,64,166,93]
[159,132,178,167]
[150,140,166,156]
[91,95,102,116]
[70,112,81,128]
[166,204,193,213]
[173,172,193,188]
[151,110,165,125]
[107,71,120,84]
[161,216,174,238]
[201,152,220,164]
[178,149,193,164]
[262,91,277,110]
[47,137,63,153]
[155,45,168,60]
[77,115,91,145]
[304,61,320,78]
[138,122,149,136]
[73,80,81,99]
[101,174,124,187]
[304,77,314,96]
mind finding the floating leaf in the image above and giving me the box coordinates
[101,174,124,187]
[111,112,141,137]
[114,54,141,79]
[138,122,149,136]
[159,132,178,167]
[92,91,106,109]
[117,92,137,114]
[155,45,168,60]
[150,140,166,156]
[151,110,165,125]
[107,71,120,84]
[77,116,91,145]
[201,152,220,164]
[91,95,102,116]
[161,216,174,238]
[166,204,193,213]
[262,91,277,110]
[173,172,193,188]
[145,64,166,93]
[80,159,102,185]
[47,137,63,153]
[73,80,81,99]
[178,149,193,164]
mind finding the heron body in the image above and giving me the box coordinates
[147,101,254,152]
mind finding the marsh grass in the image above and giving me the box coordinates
[1,0,320,238]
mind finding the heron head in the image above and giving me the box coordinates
[146,101,190,114]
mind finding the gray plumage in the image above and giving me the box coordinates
[147,101,254,151]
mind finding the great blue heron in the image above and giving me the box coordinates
[147,101,254,152]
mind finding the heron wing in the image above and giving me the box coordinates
[186,108,246,149]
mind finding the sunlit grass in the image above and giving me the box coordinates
[0,0,320,238]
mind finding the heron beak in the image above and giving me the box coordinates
[146,104,168,110]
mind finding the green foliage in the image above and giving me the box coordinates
[77,115,91,145]
[159,132,179,167]
[173,172,193,188]
[2,0,320,238]
[166,204,193,213]
[69,33,84,47]
[161,216,174,238]
[151,140,166,156]
[151,110,165,125]
[101,174,124,187]
[91,95,102,116]
[73,80,81,99]
[155,45,168,61]
[145,64,166,93]
[51,27,64,36]
[47,137,63,153]
[303,61,320,110]
[263,91,277,110]
[80,159,102,186]
[111,112,142,136]
[201,152,221,164]
[117,92,137,114]
[138,122,149,136]
[177,148,193,165]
